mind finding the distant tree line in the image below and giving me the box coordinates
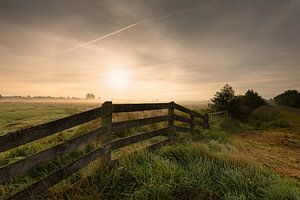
[85,93,95,99]
[0,95,81,99]
[274,90,300,108]
[0,94,98,100]
[0,93,100,100]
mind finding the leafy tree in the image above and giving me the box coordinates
[241,90,266,110]
[274,90,300,108]
[0,94,2,98]
[238,90,266,117]
[210,84,240,117]
[85,93,95,99]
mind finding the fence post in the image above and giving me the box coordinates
[168,102,175,138]
[190,111,195,134]
[204,114,209,129]
[102,101,113,163]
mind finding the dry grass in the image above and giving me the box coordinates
[231,105,300,182]
[232,127,300,181]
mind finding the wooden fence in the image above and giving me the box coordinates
[208,111,227,123]
[0,101,209,199]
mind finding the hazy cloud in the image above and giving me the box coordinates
[0,0,299,100]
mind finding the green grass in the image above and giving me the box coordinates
[0,102,97,135]
[209,106,292,133]
[1,102,300,199]
[51,138,300,200]
[276,106,300,124]
[38,121,299,200]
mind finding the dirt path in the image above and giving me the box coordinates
[232,107,300,181]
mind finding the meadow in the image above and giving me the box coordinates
[0,100,299,200]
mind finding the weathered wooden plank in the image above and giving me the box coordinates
[112,115,168,132]
[190,113,195,134]
[102,101,113,162]
[203,114,209,129]
[192,111,204,119]
[174,126,191,133]
[173,103,203,119]
[0,127,105,184]
[110,137,172,165]
[173,103,192,115]
[0,107,103,153]
[146,138,172,151]
[174,115,191,124]
[112,103,168,113]
[168,102,175,136]
[9,147,104,200]
[111,128,168,150]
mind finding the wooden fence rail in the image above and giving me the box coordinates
[0,101,209,200]
[208,111,227,122]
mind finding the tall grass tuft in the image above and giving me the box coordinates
[249,106,290,130]
[66,142,300,200]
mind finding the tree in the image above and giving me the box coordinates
[85,93,95,99]
[0,94,2,99]
[241,90,266,110]
[274,90,300,108]
[210,84,240,117]
[239,89,266,116]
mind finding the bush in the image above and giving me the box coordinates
[259,120,290,129]
[249,106,280,122]
[248,106,290,130]
[274,90,300,108]
[210,85,267,119]
[240,89,267,116]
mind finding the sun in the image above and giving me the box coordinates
[107,69,129,89]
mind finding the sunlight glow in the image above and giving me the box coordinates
[107,69,129,89]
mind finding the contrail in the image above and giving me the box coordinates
[54,19,151,55]
[55,1,217,55]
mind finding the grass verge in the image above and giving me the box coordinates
[41,126,300,200]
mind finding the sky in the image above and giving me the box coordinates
[0,0,299,101]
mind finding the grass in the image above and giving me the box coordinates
[44,133,300,200]
[209,106,291,133]
[229,105,300,182]
[247,106,290,130]
[0,101,98,135]
[0,101,300,199]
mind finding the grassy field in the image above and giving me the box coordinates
[0,101,299,199]
[0,101,100,135]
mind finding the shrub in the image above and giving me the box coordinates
[249,106,280,122]
[240,89,267,116]
[274,90,300,108]
[210,86,267,119]
[259,120,290,129]
[249,106,290,129]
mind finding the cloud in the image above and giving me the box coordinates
[0,0,299,99]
